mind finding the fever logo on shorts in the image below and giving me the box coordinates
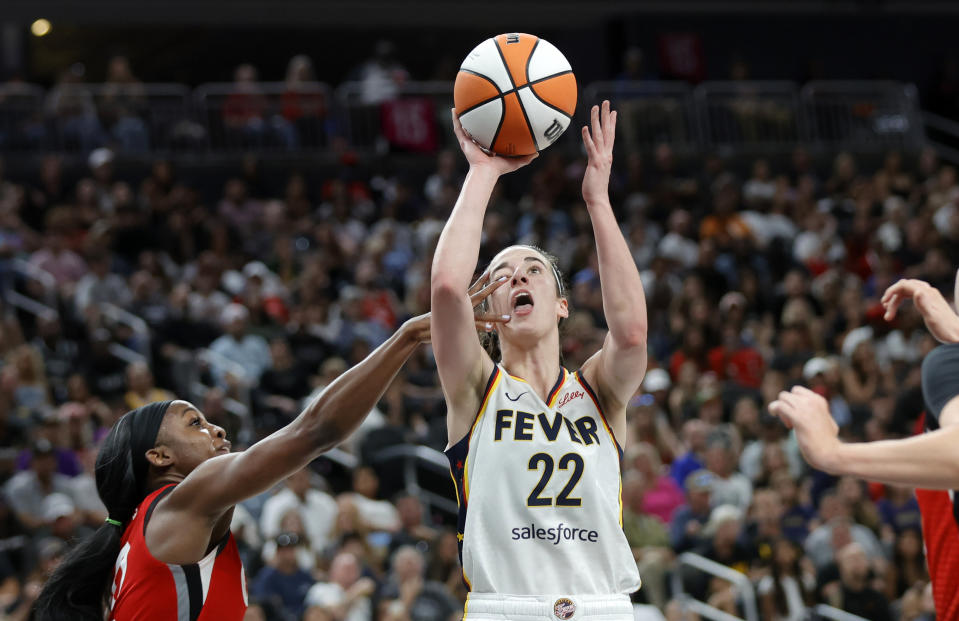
[553,598,576,620]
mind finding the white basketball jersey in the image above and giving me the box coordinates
[446,364,641,595]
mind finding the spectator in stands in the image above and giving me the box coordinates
[44,63,104,152]
[703,427,753,511]
[823,542,893,621]
[74,251,131,317]
[378,546,459,621]
[260,468,337,556]
[625,441,684,524]
[352,40,409,105]
[345,466,400,533]
[100,55,149,151]
[304,551,374,621]
[388,491,438,556]
[621,471,672,610]
[670,419,709,488]
[122,361,173,411]
[208,303,271,387]
[670,469,714,553]
[222,64,296,149]
[281,55,326,147]
[4,439,76,530]
[251,532,315,621]
[28,212,87,294]
[757,537,815,621]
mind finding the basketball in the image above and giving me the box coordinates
[454,33,577,157]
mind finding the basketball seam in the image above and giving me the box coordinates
[527,82,574,120]
[458,68,502,95]
[524,38,540,87]
[461,69,573,114]
[488,97,507,154]
[513,89,538,154]
[492,38,517,90]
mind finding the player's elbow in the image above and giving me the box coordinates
[430,275,463,305]
[616,324,647,350]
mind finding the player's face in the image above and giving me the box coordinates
[156,400,231,475]
[487,246,568,340]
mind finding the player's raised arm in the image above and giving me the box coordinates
[430,110,534,439]
[579,101,648,422]
[882,276,959,343]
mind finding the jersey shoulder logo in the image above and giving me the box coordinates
[505,391,527,401]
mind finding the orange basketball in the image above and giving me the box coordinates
[454,33,577,157]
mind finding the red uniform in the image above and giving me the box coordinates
[916,488,959,619]
[109,484,247,621]
[915,410,959,619]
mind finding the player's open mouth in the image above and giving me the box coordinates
[512,291,534,316]
[216,443,232,454]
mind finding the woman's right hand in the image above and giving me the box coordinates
[451,109,537,176]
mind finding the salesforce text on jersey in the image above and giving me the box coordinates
[511,523,600,544]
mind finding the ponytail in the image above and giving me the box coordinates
[34,401,171,620]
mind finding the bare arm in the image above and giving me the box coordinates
[431,110,534,441]
[167,315,427,521]
[882,277,959,343]
[579,102,649,420]
[771,386,959,488]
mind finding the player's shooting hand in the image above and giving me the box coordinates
[451,109,537,176]
[769,386,841,473]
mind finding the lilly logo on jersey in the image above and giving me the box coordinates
[494,410,602,445]
[556,389,585,409]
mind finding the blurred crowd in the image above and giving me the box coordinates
[0,136,951,621]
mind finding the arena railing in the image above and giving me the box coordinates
[670,551,759,621]
[369,444,460,518]
[0,83,45,153]
[810,604,870,621]
[194,82,334,153]
[0,79,926,156]
[694,81,802,150]
[800,80,925,152]
[98,302,152,362]
[922,109,959,164]
[335,80,456,153]
[581,81,698,152]
[11,258,58,309]
[33,83,193,154]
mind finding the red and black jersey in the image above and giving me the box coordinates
[109,484,247,621]
[917,343,959,618]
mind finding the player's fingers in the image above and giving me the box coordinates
[475,321,496,333]
[590,104,602,148]
[581,125,596,156]
[473,313,511,323]
[602,101,615,143]
[451,108,465,140]
[606,110,617,149]
[777,390,803,409]
[882,294,899,321]
[468,269,492,295]
[791,386,822,402]
[470,275,509,306]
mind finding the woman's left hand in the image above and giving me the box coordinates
[581,100,617,206]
